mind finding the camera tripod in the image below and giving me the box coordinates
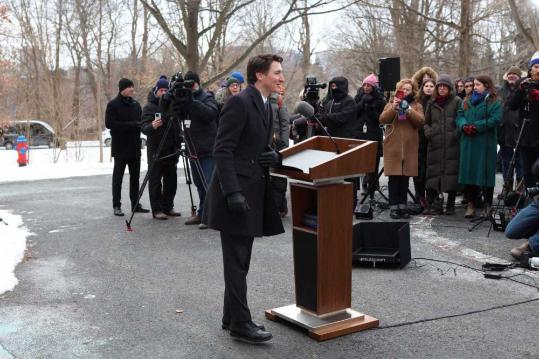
[126,111,207,231]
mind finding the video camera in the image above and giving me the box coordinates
[303,76,326,107]
[521,79,539,91]
[169,71,195,105]
[526,182,539,198]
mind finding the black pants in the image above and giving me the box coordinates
[112,156,140,209]
[221,232,254,324]
[388,176,409,206]
[148,159,177,213]
[464,185,494,207]
[520,146,539,187]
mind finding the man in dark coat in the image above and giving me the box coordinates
[179,71,219,228]
[203,54,285,343]
[497,66,523,197]
[141,76,182,219]
[509,52,539,188]
[105,78,149,216]
[318,76,358,138]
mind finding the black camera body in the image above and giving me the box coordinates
[303,76,326,108]
[169,71,195,105]
[521,79,539,91]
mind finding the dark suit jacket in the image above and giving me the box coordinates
[203,85,284,237]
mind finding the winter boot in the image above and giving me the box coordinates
[465,202,476,218]
[390,205,401,219]
[445,192,456,215]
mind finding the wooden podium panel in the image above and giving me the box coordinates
[266,136,379,341]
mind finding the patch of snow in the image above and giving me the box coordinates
[0,210,31,295]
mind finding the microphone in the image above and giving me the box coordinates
[294,101,340,154]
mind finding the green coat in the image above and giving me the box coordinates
[456,98,502,187]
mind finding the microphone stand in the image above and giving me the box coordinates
[309,114,341,154]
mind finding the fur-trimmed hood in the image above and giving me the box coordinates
[411,67,439,90]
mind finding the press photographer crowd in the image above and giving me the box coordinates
[104,52,539,342]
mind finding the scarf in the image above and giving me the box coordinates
[470,90,487,106]
[435,95,449,107]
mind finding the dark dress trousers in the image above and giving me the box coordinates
[203,85,284,324]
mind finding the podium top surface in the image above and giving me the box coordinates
[273,136,377,183]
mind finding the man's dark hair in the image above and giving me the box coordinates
[246,54,283,85]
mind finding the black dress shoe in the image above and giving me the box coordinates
[133,204,150,213]
[229,321,272,343]
[222,320,265,331]
[163,209,182,217]
[113,207,124,216]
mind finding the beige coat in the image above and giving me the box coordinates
[379,100,425,176]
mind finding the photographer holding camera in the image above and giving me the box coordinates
[508,51,539,189]
[141,76,182,220]
[174,71,219,228]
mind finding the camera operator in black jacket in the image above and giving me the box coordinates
[508,51,539,188]
[318,76,359,138]
[176,71,219,228]
[141,76,182,220]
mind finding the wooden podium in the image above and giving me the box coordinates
[265,136,380,341]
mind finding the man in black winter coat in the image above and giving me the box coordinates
[174,71,219,228]
[105,78,149,216]
[318,76,358,138]
[508,53,539,188]
[203,54,285,343]
[141,76,182,220]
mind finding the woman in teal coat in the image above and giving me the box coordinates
[456,75,502,218]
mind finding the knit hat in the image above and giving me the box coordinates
[529,51,539,68]
[226,77,240,87]
[436,74,453,88]
[362,73,378,88]
[118,78,134,92]
[155,75,169,91]
[230,71,245,84]
[506,66,522,77]
[184,71,200,85]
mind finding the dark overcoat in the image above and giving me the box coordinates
[424,95,462,192]
[105,94,142,158]
[203,85,284,237]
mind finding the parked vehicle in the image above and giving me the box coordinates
[101,129,146,148]
[1,120,58,149]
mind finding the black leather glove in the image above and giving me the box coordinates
[226,192,250,214]
[258,150,282,168]
[274,139,287,151]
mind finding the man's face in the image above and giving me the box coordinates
[531,64,539,80]
[156,88,167,98]
[121,86,135,97]
[507,72,520,84]
[257,61,284,94]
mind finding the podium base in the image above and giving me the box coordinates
[265,304,379,341]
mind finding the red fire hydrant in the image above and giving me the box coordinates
[16,135,29,167]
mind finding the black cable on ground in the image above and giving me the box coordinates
[374,297,539,330]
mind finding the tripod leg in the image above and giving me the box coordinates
[181,151,198,216]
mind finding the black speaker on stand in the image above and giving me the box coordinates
[378,57,401,92]
[352,221,411,268]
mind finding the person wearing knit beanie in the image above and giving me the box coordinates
[529,51,539,68]
[436,74,453,88]
[155,75,169,92]
[230,71,245,84]
[118,78,135,93]
[226,76,240,87]
[362,73,379,88]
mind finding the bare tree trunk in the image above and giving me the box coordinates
[300,3,311,75]
[458,0,472,76]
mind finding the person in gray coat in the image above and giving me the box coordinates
[269,86,290,216]
[424,74,462,215]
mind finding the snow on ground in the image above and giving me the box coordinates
[0,142,149,183]
[0,210,31,295]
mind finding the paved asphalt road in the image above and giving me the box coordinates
[0,173,538,358]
